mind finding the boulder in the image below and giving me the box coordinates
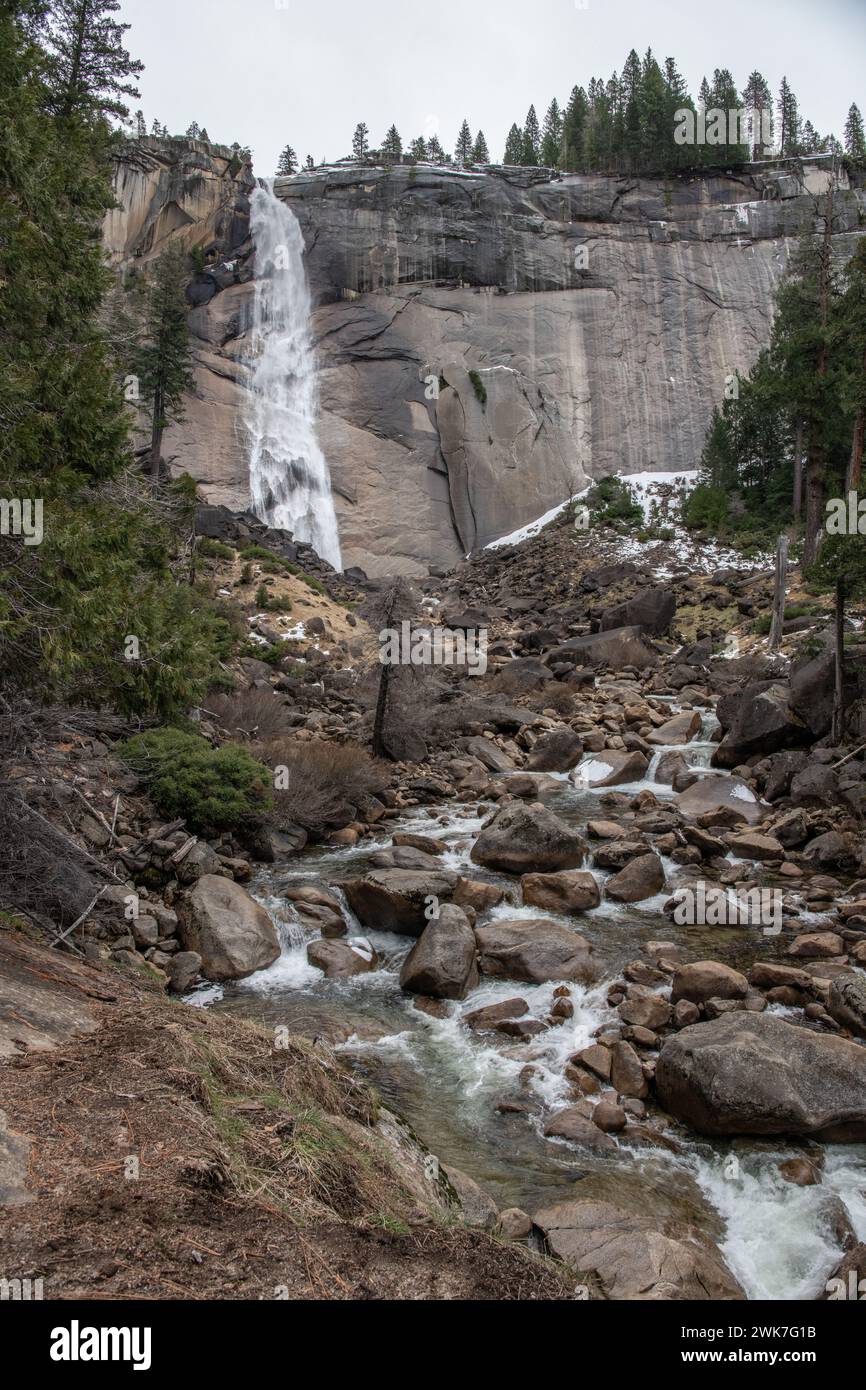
[675,776,764,826]
[671,961,749,1005]
[532,1199,744,1300]
[543,1108,617,1151]
[600,587,676,636]
[520,870,601,915]
[570,750,649,789]
[714,683,809,768]
[656,1012,866,1139]
[398,905,479,1000]
[342,869,457,936]
[553,627,658,670]
[802,831,855,871]
[789,650,835,738]
[470,802,585,874]
[525,728,584,772]
[828,976,866,1039]
[474,919,596,985]
[307,937,378,979]
[166,950,202,993]
[609,1039,649,1099]
[463,998,529,1031]
[179,875,280,982]
[604,853,665,904]
[790,766,840,805]
[442,1165,499,1231]
[647,711,703,746]
[726,832,785,862]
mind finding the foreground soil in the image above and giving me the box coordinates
[0,930,573,1301]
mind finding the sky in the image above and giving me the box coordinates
[118,0,865,174]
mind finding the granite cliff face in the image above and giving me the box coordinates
[106,145,865,576]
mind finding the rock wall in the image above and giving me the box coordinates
[106,145,866,576]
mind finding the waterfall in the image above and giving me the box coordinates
[246,181,342,570]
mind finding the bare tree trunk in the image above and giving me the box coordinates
[150,386,164,485]
[832,577,846,744]
[803,444,825,565]
[372,662,391,759]
[792,418,804,518]
[769,534,789,652]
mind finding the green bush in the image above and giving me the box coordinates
[468,370,488,407]
[197,537,235,561]
[255,583,293,613]
[587,476,643,526]
[683,483,729,532]
[120,728,273,836]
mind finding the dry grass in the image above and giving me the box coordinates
[257,739,388,834]
[206,687,299,743]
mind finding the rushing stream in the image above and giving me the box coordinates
[208,709,866,1300]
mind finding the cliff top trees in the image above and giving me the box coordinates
[276,144,297,175]
[426,133,445,162]
[503,122,523,164]
[522,104,541,164]
[408,135,427,161]
[777,76,801,156]
[455,118,473,165]
[540,98,562,166]
[742,70,773,158]
[471,129,490,164]
[351,121,369,160]
[46,0,143,120]
[381,124,402,160]
[844,103,866,163]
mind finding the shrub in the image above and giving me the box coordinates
[587,476,643,527]
[206,688,298,743]
[255,583,293,613]
[257,740,388,835]
[120,728,273,836]
[468,370,487,407]
[197,538,235,561]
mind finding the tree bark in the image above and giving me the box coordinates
[769,534,789,652]
[833,576,846,744]
[372,663,390,759]
[150,390,163,485]
[792,418,804,518]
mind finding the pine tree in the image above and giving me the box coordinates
[351,122,369,160]
[620,49,642,170]
[133,246,195,484]
[408,136,427,162]
[46,0,144,120]
[844,103,866,162]
[741,71,773,158]
[777,77,801,156]
[800,121,821,155]
[638,49,668,170]
[199,127,210,143]
[503,123,523,164]
[276,145,297,175]
[305,153,315,169]
[381,124,402,160]
[471,129,490,164]
[560,85,588,170]
[455,118,473,165]
[150,117,162,136]
[664,56,693,170]
[709,68,748,165]
[185,121,200,139]
[134,107,146,138]
[522,105,541,164]
[540,98,563,166]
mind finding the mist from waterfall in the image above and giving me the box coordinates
[246,181,342,570]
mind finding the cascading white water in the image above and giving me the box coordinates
[246,181,342,570]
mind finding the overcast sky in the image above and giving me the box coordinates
[118,0,865,174]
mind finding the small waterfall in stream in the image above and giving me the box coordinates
[246,181,342,570]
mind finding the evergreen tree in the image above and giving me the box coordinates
[134,107,146,137]
[305,153,315,169]
[408,136,427,161]
[132,246,195,484]
[540,98,563,166]
[560,85,588,170]
[777,77,801,156]
[800,120,821,155]
[522,104,541,164]
[471,129,490,163]
[708,67,748,165]
[150,116,162,136]
[620,48,642,170]
[46,0,143,120]
[199,126,209,142]
[276,144,297,175]
[741,70,773,158]
[844,103,866,162]
[351,121,369,160]
[454,118,473,165]
[185,121,200,139]
[381,124,402,160]
[638,49,668,170]
[503,122,523,164]
[663,56,693,170]
[835,238,866,491]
